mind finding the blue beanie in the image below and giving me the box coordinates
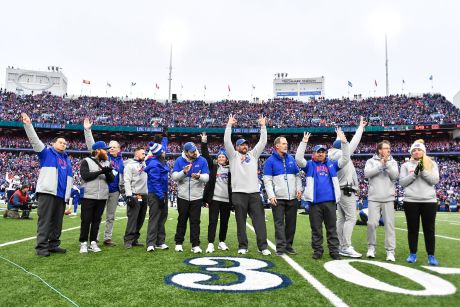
[149,142,164,157]
[217,148,227,158]
[333,139,342,149]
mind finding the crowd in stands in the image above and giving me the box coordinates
[1,90,459,128]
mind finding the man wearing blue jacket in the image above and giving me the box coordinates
[22,113,73,257]
[295,129,350,260]
[145,141,170,252]
[83,118,124,247]
[172,142,209,253]
[263,136,302,256]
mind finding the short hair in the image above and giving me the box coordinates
[51,136,66,144]
[109,140,120,148]
[134,147,145,154]
[273,136,287,147]
[376,140,391,153]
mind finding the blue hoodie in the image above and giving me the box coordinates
[301,159,339,204]
[108,153,124,193]
[145,157,169,199]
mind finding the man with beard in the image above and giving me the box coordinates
[21,113,73,257]
[83,118,124,247]
[224,114,270,256]
[79,141,114,253]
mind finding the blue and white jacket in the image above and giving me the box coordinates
[295,141,350,204]
[24,124,73,201]
[263,150,302,200]
[172,151,209,201]
[145,157,169,200]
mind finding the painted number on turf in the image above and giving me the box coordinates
[324,260,457,296]
[165,257,291,292]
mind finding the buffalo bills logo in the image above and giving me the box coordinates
[216,172,229,183]
[240,155,251,164]
[137,165,145,173]
[57,158,68,169]
[316,165,330,176]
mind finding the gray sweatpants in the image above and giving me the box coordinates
[271,199,297,252]
[104,191,120,241]
[146,192,168,247]
[367,200,395,251]
[336,191,357,249]
[36,193,66,253]
[124,195,148,244]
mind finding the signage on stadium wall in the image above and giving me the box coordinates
[166,257,459,295]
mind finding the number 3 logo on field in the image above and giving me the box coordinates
[165,257,291,292]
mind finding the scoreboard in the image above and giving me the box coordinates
[273,77,325,101]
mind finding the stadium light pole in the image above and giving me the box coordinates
[168,43,173,102]
[385,33,389,96]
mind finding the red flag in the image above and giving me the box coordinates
[82,80,90,85]
[374,80,377,87]
[228,84,231,92]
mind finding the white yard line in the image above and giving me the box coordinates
[395,227,460,241]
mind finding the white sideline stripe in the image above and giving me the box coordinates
[450,223,460,226]
[0,255,79,306]
[395,227,460,241]
[245,222,348,307]
[422,266,460,274]
[0,216,127,248]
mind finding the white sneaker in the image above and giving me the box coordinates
[89,241,101,253]
[206,243,215,253]
[147,246,155,252]
[155,244,169,250]
[191,246,203,253]
[238,249,248,255]
[218,242,229,251]
[366,246,375,258]
[340,246,362,258]
[175,244,183,252]
[259,249,272,256]
[71,212,77,216]
[80,242,88,254]
[386,250,396,262]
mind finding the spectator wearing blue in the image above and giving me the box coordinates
[83,118,124,247]
[22,113,73,257]
[69,185,81,216]
[145,142,170,252]
[200,132,233,254]
[400,140,440,266]
[295,129,350,260]
[263,136,302,256]
[172,141,209,253]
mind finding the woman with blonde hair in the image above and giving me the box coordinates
[399,139,440,266]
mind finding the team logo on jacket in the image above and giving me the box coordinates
[240,155,252,164]
[316,165,329,176]
[57,158,68,169]
[216,172,228,183]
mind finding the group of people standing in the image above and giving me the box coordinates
[21,112,440,265]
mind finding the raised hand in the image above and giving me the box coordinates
[336,127,347,143]
[200,132,207,143]
[192,170,201,179]
[183,163,192,174]
[258,114,267,127]
[302,132,311,143]
[227,114,237,126]
[21,113,31,125]
[359,116,368,128]
[83,117,93,130]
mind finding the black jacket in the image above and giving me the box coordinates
[201,141,232,206]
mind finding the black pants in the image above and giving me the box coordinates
[232,192,268,250]
[208,200,231,243]
[309,201,339,255]
[174,198,202,246]
[403,201,437,255]
[80,198,106,243]
[124,195,148,244]
[146,193,168,246]
[272,199,298,252]
[36,193,66,253]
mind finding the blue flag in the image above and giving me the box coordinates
[348,81,353,87]
[429,75,433,81]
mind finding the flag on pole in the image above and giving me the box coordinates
[131,82,137,86]
[181,84,184,89]
[374,80,377,87]
[83,80,90,84]
[228,84,231,92]
[429,75,433,81]
[107,82,112,87]
[252,85,256,90]
[402,79,405,84]
[155,83,160,90]
[348,81,353,87]
[204,85,207,90]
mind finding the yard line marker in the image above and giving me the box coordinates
[395,227,460,241]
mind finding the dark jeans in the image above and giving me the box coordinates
[124,195,148,244]
[79,198,106,243]
[403,201,437,255]
[208,200,231,243]
[309,201,339,255]
[146,193,168,246]
[36,193,66,253]
[272,199,297,252]
[232,192,268,250]
[174,198,202,247]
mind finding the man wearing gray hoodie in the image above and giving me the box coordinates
[364,140,399,262]
[327,116,367,258]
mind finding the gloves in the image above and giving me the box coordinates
[101,166,113,174]
[414,163,421,176]
[126,196,136,208]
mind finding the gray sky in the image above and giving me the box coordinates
[1,0,459,101]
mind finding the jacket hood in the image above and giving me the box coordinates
[181,150,200,162]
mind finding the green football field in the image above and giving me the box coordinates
[0,205,459,307]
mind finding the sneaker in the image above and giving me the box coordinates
[312,252,323,260]
[89,241,102,253]
[406,253,417,263]
[71,212,77,216]
[191,246,203,253]
[36,250,51,257]
[175,244,184,252]
[155,244,169,250]
[206,243,215,253]
[286,248,297,255]
[49,247,67,254]
[124,243,132,249]
[330,253,342,260]
[259,249,272,256]
[366,246,376,258]
[147,246,155,252]
[218,242,229,251]
[132,241,144,247]
[237,249,248,255]
[340,246,362,258]
[386,251,395,262]
[276,250,285,256]
[80,242,88,254]
[428,255,439,266]
[103,239,116,247]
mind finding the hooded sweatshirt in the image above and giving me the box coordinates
[123,158,148,196]
[172,151,209,201]
[364,155,399,202]
[399,158,439,203]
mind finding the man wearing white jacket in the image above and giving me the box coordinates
[327,116,367,258]
[364,140,399,261]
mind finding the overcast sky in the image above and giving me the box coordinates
[1,0,459,101]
